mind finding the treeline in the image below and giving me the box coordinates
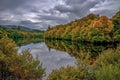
[44,11,120,43]
[0,26,44,41]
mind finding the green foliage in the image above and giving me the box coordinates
[14,38,44,45]
[92,45,120,80]
[48,66,82,80]
[0,26,44,44]
[0,35,45,79]
[48,63,94,80]
[89,29,103,42]
[94,65,120,80]
[112,11,120,41]
[47,40,120,80]
[0,34,17,56]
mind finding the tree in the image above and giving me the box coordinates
[0,35,45,79]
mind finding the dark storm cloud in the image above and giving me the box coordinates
[0,0,28,10]
[38,14,68,23]
[0,0,61,30]
[54,0,99,19]
[54,5,73,13]
[20,20,39,26]
[19,20,48,30]
[0,0,120,30]
[53,0,101,21]
[0,19,18,25]
[53,0,120,20]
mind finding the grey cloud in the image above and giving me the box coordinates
[39,15,67,21]
[54,5,73,13]
[0,0,120,30]
[19,20,51,30]
[0,0,28,10]
[53,0,99,20]
[20,20,38,26]
[19,20,42,29]
[90,9,116,18]
[65,0,86,5]
[90,0,120,17]
[38,14,68,24]
[0,0,63,30]
[0,19,19,25]
[53,0,120,21]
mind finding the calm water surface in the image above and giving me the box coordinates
[18,40,116,79]
[18,42,76,78]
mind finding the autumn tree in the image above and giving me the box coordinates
[44,12,120,43]
[0,34,45,80]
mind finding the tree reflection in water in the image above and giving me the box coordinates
[45,39,117,58]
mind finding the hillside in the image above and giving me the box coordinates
[0,25,44,43]
[44,11,120,43]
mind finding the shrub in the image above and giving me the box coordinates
[0,35,45,80]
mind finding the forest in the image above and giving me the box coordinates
[0,26,44,44]
[44,11,120,43]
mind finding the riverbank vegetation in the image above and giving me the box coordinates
[0,34,45,79]
[44,11,120,43]
[48,43,120,80]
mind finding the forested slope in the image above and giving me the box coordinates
[0,26,44,39]
[0,26,44,44]
[44,11,120,43]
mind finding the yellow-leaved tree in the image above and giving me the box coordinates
[0,34,45,80]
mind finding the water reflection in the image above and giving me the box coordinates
[14,38,43,46]
[18,42,76,75]
[18,40,117,79]
[45,40,117,57]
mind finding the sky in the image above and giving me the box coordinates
[0,0,120,30]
